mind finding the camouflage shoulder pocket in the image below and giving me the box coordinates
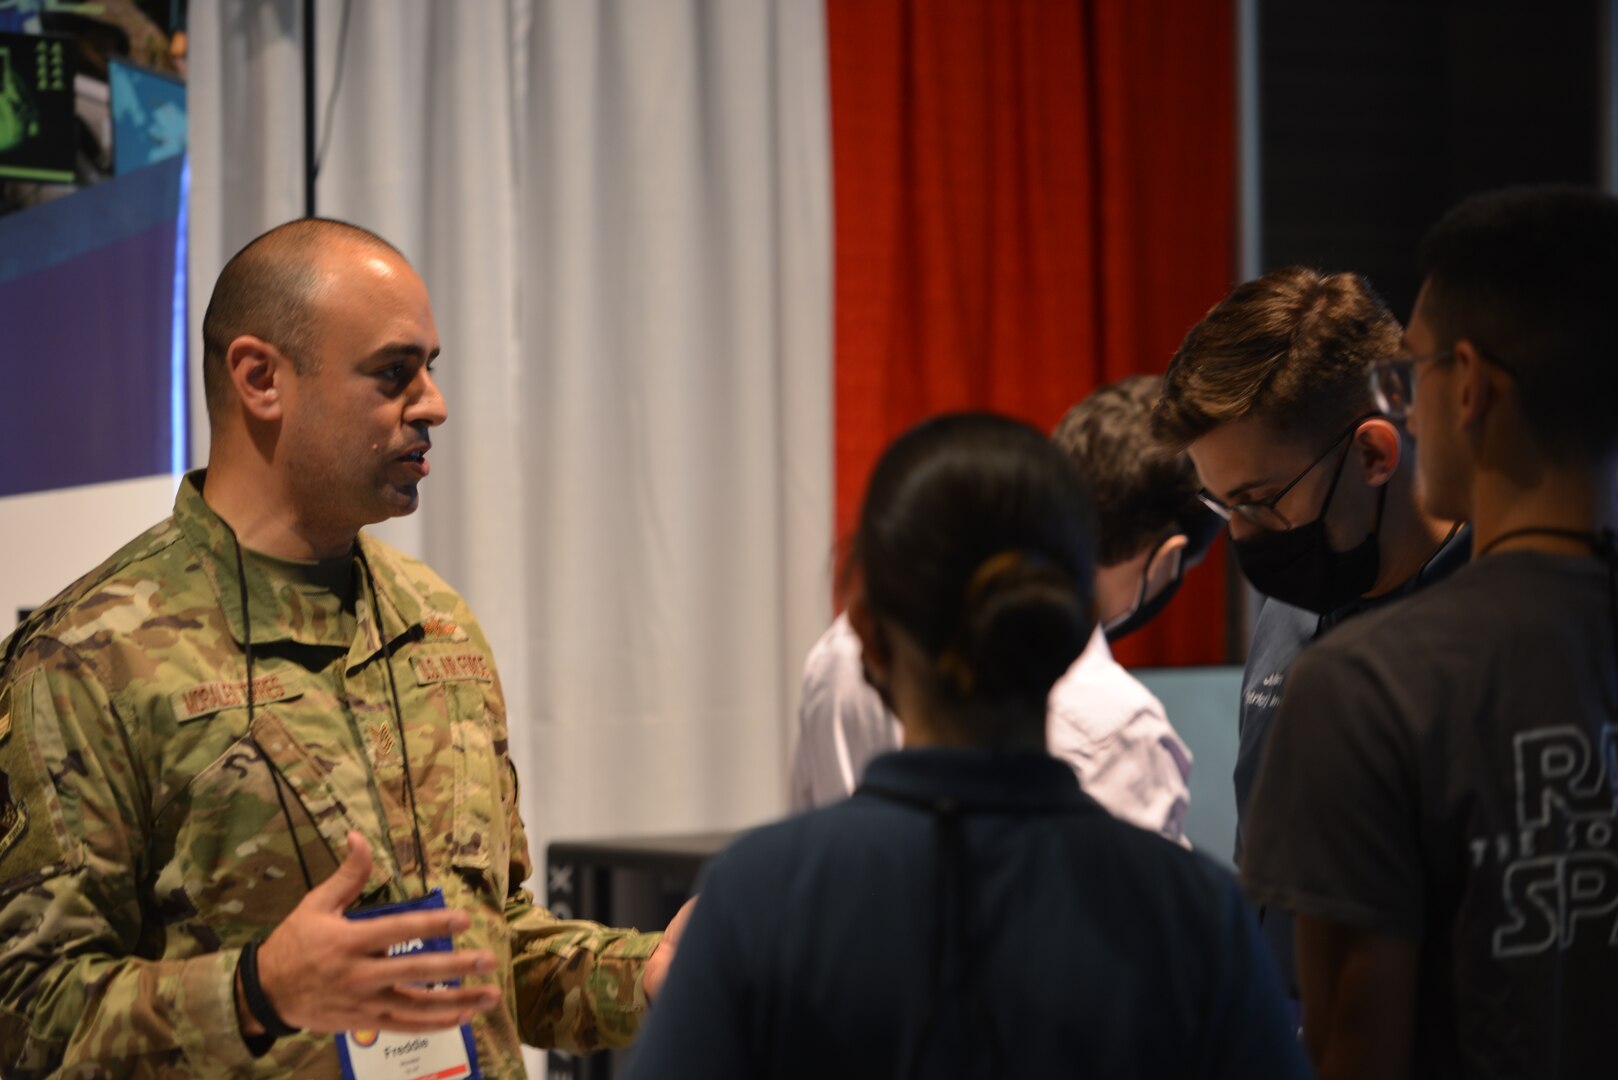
[0,674,82,898]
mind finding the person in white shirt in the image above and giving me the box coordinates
[790,377,1217,844]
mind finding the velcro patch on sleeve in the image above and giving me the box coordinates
[169,674,304,723]
[0,699,30,867]
[410,653,493,686]
[0,676,80,897]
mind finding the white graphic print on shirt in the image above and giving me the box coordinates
[1480,725,1618,959]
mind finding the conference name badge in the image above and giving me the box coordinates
[336,889,482,1080]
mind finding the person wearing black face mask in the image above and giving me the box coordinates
[790,376,1215,847]
[1152,267,1469,1007]
[1212,412,1388,614]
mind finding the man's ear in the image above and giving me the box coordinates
[224,335,290,421]
[1354,416,1403,487]
[1452,338,1495,435]
[1140,532,1190,598]
[1148,533,1190,574]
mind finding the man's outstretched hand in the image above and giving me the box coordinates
[237,831,503,1036]
[643,897,697,1002]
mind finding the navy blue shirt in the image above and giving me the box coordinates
[628,749,1309,1080]
[1235,525,1471,996]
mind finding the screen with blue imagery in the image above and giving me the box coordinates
[109,58,186,175]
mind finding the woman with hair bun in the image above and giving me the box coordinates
[627,414,1308,1080]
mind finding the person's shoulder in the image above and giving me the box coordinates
[698,808,840,900]
[7,515,188,660]
[359,532,459,597]
[1252,595,1320,641]
[1312,557,1492,665]
[357,531,488,635]
[712,792,916,876]
[1075,808,1243,908]
[796,613,890,739]
[802,613,861,681]
[1047,633,1165,740]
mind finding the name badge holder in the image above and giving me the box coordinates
[337,889,482,1080]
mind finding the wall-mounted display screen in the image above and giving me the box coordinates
[0,31,74,183]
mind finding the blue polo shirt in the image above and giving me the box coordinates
[627,749,1308,1079]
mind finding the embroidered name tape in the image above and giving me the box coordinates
[170,674,304,723]
[410,654,492,686]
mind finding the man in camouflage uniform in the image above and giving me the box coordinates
[0,219,679,1077]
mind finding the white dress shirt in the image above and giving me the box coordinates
[789,614,1193,845]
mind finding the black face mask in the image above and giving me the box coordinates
[1232,443,1387,615]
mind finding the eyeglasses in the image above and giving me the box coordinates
[1198,416,1374,532]
[1368,349,1453,420]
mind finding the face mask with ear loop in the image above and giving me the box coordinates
[1102,503,1224,643]
[1231,431,1388,615]
[1101,536,1183,643]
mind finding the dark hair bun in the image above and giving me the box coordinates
[941,551,1090,702]
[852,412,1099,736]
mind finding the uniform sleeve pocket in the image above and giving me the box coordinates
[0,672,86,898]
[448,683,511,896]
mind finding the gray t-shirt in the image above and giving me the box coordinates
[1243,551,1618,1079]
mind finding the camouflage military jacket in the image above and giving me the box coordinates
[0,474,659,1078]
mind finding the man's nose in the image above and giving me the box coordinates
[410,369,448,427]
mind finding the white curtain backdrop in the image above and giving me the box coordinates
[189,4,831,1068]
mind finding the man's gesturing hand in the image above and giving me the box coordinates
[237,831,503,1035]
[643,896,697,1002]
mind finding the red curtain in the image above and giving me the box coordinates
[826,0,1235,667]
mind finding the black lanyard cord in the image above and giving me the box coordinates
[354,544,431,898]
[862,785,1008,1080]
[222,527,431,898]
[1476,526,1615,560]
[227,524,317,894]
[1478,526,1618,711]
[1419,519,1466,586]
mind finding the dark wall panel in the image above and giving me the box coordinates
[1260,1,1603,319]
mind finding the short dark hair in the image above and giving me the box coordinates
[200,218,403,420]
[1418,185,1618,459]
[852,413,1097,741]
[1153,267,1400,449]
[1052,375,1205,566]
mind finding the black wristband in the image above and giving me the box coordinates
[239,938,301,1040]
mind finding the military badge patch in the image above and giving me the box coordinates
[366,720,398,762]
